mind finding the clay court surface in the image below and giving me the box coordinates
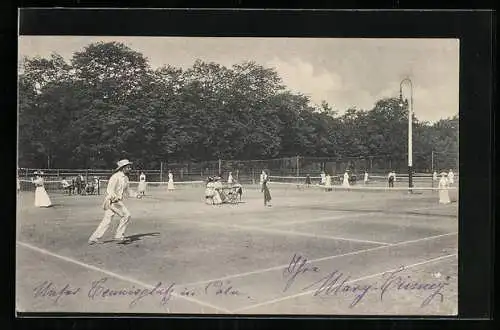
[16,181,458,315]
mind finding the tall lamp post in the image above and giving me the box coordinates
[399,78,414,192]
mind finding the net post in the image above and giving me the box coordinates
[160,162,163,182]
[431,150,434,188]
[408,165,414,193]
[296,155,300,185]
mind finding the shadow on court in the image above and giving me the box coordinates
[121,232,161,244]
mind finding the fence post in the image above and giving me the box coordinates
[431,150,434,188]
[296,155,300,184]
[160,162,163,182]
[218,158,222,176]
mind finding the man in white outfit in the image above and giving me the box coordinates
[259,170,267,189]
[88,159,135,245]
[447,169,455,185]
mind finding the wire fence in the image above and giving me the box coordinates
[17,152,458,185]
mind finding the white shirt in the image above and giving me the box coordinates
[439,176,448,189]
[33,177,44,187]
[168,173,173,182]
[140,174,146,182]
[364,173,368,181]
[433,172,438,181]
[61,179,70,188]
[106,171,130,201]
[344,173,349,180]
[325,175,331,186]
[320,173,326,183]
[448,171,454,180]
[228,174,233,184]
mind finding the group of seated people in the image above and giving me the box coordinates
[204,175,243,205]
[61,176,100,195]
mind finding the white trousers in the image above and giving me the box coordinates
[89,201,131,240]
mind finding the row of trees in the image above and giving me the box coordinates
[18,42,458,171]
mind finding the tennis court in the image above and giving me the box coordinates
[16,180,458,315]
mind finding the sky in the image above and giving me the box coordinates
[18,36,459,123]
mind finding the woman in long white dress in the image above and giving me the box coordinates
[438,172,451,204]
[324,173,332,191]
[227,172,234,185]
[447,170,455,185]
[137,172,147,196]
[205,177,216,205]
[33,171,52,207]
[212,178,223,205]
[167,170,175,191]
[364,171,369,185]
[342,171,350,188]
[433,171,438,182]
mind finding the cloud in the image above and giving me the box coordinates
[267,57,344,106]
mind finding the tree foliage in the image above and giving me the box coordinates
[18,42,458,172]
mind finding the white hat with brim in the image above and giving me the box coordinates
[115,159,133,171]
[440,172,447,176]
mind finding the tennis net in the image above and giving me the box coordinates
[18,179,205,195]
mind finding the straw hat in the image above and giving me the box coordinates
[115,159,133,171]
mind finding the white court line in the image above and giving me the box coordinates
[269,182,458,191]
[228,224,392,246]
[17,241,231,314]
[264,203,456,227]
[180,231,458,287]
[232,253,458,313]
[263,213,370,227]
[168,218,390,246]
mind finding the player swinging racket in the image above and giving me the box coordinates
[88,159,136,245]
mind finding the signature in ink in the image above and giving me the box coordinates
[33,277,248,308]
[282,253,320,292]
[282,254,453,309]
[380,266,452,307]
[33,281,81,304]
[87,277,175,308]
[302,270,373,308]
